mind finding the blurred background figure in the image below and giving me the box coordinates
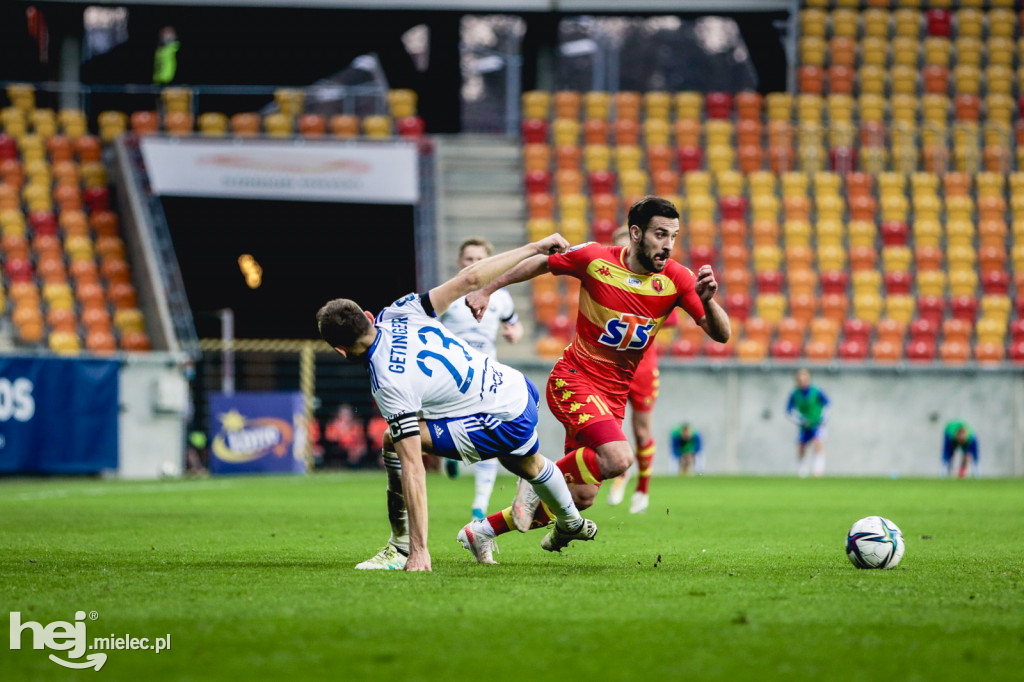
[153,25,179,85]
[325,404,367,467]
[439,237,523,520]
[786,369,830,479]
[670,423,703,476]
[943,420,979,479]
[185,430,208,475]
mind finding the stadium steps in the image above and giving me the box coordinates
[434,134,536,361]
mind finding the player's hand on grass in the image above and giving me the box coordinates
[536,233,569,255]
[465,291,490,322]
[405,550,431,572]
[695,264,719,302]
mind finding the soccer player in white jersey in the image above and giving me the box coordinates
[316,233,597,572]
[440,237,524,521]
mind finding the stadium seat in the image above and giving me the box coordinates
[129,111,160,136]
[230,113,261,137]
[521,91,549,120]
[387,89,417,119]
[198,112,228,137]
[165,111,194,136]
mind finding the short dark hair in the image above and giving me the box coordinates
[627,196,679,234]
[316,298,372,349]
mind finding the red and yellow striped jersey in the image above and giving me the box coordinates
[548,242,705,394]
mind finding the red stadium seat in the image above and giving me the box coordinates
[756,271,784,294]
[981,270,1010,296]
[703,339,734,359]
[705,92,733,119]
[689,245,716,269]
[885,271,913,295]
[719,196,748,221]
[906,338,937,362]
[909,318,938,341]
[770,338,802,359]
[670,338,698,358]
[396,116,425,138]
[842,318,872,342]
[917,295,945,326]
[1009,340,1024,363]
[524,170,551,195]
[950,296,978,321]
[724,293,752,321]
[926,9,951,37]
[592,219,617,245]
[588,170,616,195]
[881,221,909,246]
[838,338,868,361]
[677,146,703,172]
[820,270,849,295]
[521,119,548,144]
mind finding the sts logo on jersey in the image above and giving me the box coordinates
[598,313,655,350]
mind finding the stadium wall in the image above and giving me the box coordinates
[518,363,1024,478]
[119,354,191,479]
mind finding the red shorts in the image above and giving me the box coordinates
[546,357,628,455]
[628,351,660,413]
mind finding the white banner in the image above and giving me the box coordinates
[140,138,420,204]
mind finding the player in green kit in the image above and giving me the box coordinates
[785,369,830,478]
[670,423,703,475]
[942,420,979,479]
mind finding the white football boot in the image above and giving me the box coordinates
[509,477,541,533]
[606,470,631,506]
[541,519,599,552]
[354,543,408,570]
[629,491,649,514]
[457,521,499,564]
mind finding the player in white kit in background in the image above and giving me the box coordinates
[440,238,524,521]
[316,233,597,572]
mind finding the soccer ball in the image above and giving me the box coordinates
[845,516,904,569]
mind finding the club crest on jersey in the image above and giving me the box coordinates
[597,313,655,350]
[652,277,665,293]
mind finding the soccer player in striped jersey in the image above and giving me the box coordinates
[439,237,524,521]
[605,226,664,514]
[316,233,597,572]
[464,196,730,541]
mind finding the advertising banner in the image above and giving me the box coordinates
[0,357,119,474]
[208,392,307,474]
[140,137,420,204]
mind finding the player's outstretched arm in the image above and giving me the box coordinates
[429,234,568,316]
[694,265,731,343]
[394,435,431,571]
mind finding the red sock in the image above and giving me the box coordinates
[556,447,603,486]
[530,504,552,529]
[486,510,512,537]
[635,438,655,494]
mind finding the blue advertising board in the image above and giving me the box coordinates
[0,357,120,474]
[208,392,307,474]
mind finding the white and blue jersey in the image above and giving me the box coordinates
[367,292,539,463]
[439,289,518,359]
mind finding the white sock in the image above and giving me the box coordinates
[472,458,499,514]
[382,450,409,553]
[528,458,583,531]
[812,453,826,477]
[798,456,811,478]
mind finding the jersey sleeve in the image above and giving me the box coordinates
[370,366,422,443]
[672,266,706,322]
[494,290,518,324]
[548,242,599,278]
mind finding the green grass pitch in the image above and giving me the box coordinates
[2,473,1023,681]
